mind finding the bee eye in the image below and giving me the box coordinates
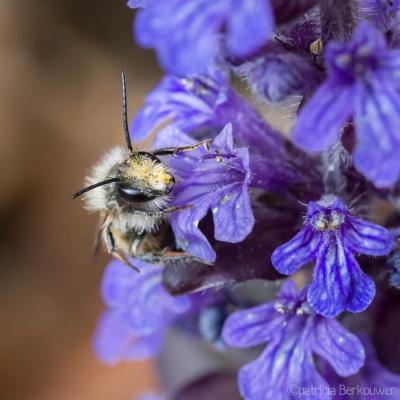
[118,186,156,203]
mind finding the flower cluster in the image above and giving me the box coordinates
[89,1,400,399]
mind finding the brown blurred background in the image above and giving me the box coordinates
[0,1,163,399]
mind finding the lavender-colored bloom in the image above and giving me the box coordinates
[130,68,285,157]
[129,0,274,76]
[222,280,365,400]
[93,259,191,363]
[101,259,191,334]
[93,310,164,365]
[153,124,253,262]
[320,334,400,399]
[235,41,323,103]
[272,195,395,317]
[131,69,321,199]
[292,22,400,188]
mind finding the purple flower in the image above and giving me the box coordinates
[92,310,164,365]
[130,68,285,156]
[153,124,253,262]
[129,0,274,76]
[222,280,365,400]
[271,195,395,317]
[320,334,400,399]
[291,22,400,188]
[234,41,324,103]
[93,259,191,363]
[102,259,191,334]
[131,69,321,200]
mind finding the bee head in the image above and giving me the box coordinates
[116,151,175,203]
[71,71,175,204]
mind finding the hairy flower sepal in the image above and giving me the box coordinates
[272,196,395,317]
[153,124,253,262]
[222,280,365,400]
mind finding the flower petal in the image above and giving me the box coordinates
[238,330,329,400]
[222,302,284,347]
[101,259,147,309]
[291,79,355,152]
[171,203,217,262]
[227,0,273,57]
[92,310,164,365]
[345,217,395,255]
[271,225,321,275]
[310,317,365,376]
[134,0,227,76]
[308,238,376,317]
[212,181,254,243]
[123,266,191,334]
[353,79,400,187]
[131,75,218,141]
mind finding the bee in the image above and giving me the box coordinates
[72,71,212,271]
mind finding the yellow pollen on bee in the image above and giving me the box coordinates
[125,157,171,185]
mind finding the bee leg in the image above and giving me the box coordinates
[106,224,116,252]
[130,234,146,256]
[162,204,193,213]
[131,204,193,218]
[134,251,213,266]
[106,224,140,273]
[152,139,212,156]
[112,252,141,273]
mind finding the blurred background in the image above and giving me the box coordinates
[0,1,163,398]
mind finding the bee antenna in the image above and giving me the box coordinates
[121,70,133,152]
[71,177,121,199]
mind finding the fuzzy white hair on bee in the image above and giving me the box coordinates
[71,70,212,271]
